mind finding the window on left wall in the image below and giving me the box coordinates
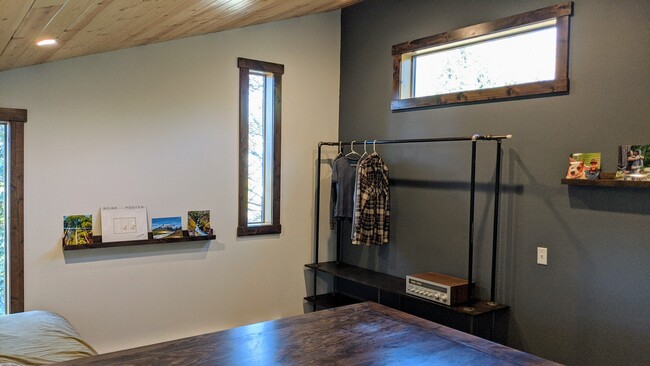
[237,58,283,236]
[0,124,7,314]
[0,107,26,314]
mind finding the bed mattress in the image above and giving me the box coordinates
[0,310,96,365]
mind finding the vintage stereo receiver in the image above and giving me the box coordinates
[405,272,470,306]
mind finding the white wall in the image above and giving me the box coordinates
[0,11,340,353]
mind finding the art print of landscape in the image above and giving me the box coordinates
[188,210,210,236]
[63,215,93,245]
[152,217,183,239]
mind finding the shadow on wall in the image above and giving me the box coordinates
[391,178,524,194]
[499,148,587,352]
[62,240,219,264]
[566,187,650,215]
[499,149,650,356]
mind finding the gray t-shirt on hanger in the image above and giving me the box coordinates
[331,156,357,226]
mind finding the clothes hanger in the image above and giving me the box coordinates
[373,140,377,153]
[337,141,343,158]
[361,140,368,159]
[345,140,361,159]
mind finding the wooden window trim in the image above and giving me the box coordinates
[237,58,283,237]
[391,2,573,111]
[0,108,27,123]
[0,107,25,313]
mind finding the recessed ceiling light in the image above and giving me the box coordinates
[36,39,57,46]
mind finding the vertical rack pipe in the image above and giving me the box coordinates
[313,143,323,311]
[490,140,503,303]
[336,220,342,263]
[467,137,478,302]
[312,135,510,311]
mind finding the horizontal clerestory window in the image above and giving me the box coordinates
[391,2,573,111]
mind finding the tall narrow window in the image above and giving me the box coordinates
[0,124,7,314]
[392,2,572,110]
[0,107,26,314]
[237,58,283,236]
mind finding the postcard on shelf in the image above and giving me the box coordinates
[188,210,210,237]
[566,152,601,180]
[616,144,650,180]
[63,215,93,246]
[152,216,183,239]
[100,206,148,243]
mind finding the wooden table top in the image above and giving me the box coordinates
[59,302,560,365]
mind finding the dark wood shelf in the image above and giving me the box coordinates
[305,261,508,316]
[306,262,406,295]
[304,293,361,309]
[561,178,650,188]
[63,230,215,251]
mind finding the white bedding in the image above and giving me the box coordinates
[0,311,96,365]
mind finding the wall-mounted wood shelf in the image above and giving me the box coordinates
[561,178,650,188]
[62,230,215,251]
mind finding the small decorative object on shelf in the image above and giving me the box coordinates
[617,144,649,179]
[188,210,210,237]
[624,173,650,181]
[63,215,93,246]
[100,205,148,243]
[151,216,183,239]
[566,152,600,180]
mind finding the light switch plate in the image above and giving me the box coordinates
[537,247,548,265]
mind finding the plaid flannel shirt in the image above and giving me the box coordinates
[351,152,390,246]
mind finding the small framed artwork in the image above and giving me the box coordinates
[188,210,211,237]
[152,216,183,239]
[63,214,93,245]
[101,206,148,243]
[617,144,650,179]
[566,153,600,180]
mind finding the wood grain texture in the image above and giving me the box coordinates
[0,108,27,122]
[9,122,25,313]
[58,302,558,365]
[561,178,650,188]
[236,224,282,236]
[0,1,35,59]
[392,79,569,111]
[271,72,282,230]
[237,66,250,232]
[391,2,573,55]
[0,0,361,71]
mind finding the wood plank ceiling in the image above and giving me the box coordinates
[0,0,361,72]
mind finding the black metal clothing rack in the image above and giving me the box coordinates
[312,134,511,309]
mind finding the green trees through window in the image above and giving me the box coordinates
[0,107,25,314]
[237,58,283,236]
[247,72,270,224]
[391,2,572,110]
[413,26,557,98]
[0,125,7,314]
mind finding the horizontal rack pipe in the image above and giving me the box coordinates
[319,134,511,147]
[310,133,511,312]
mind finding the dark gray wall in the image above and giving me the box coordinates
[338,0,649,365]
